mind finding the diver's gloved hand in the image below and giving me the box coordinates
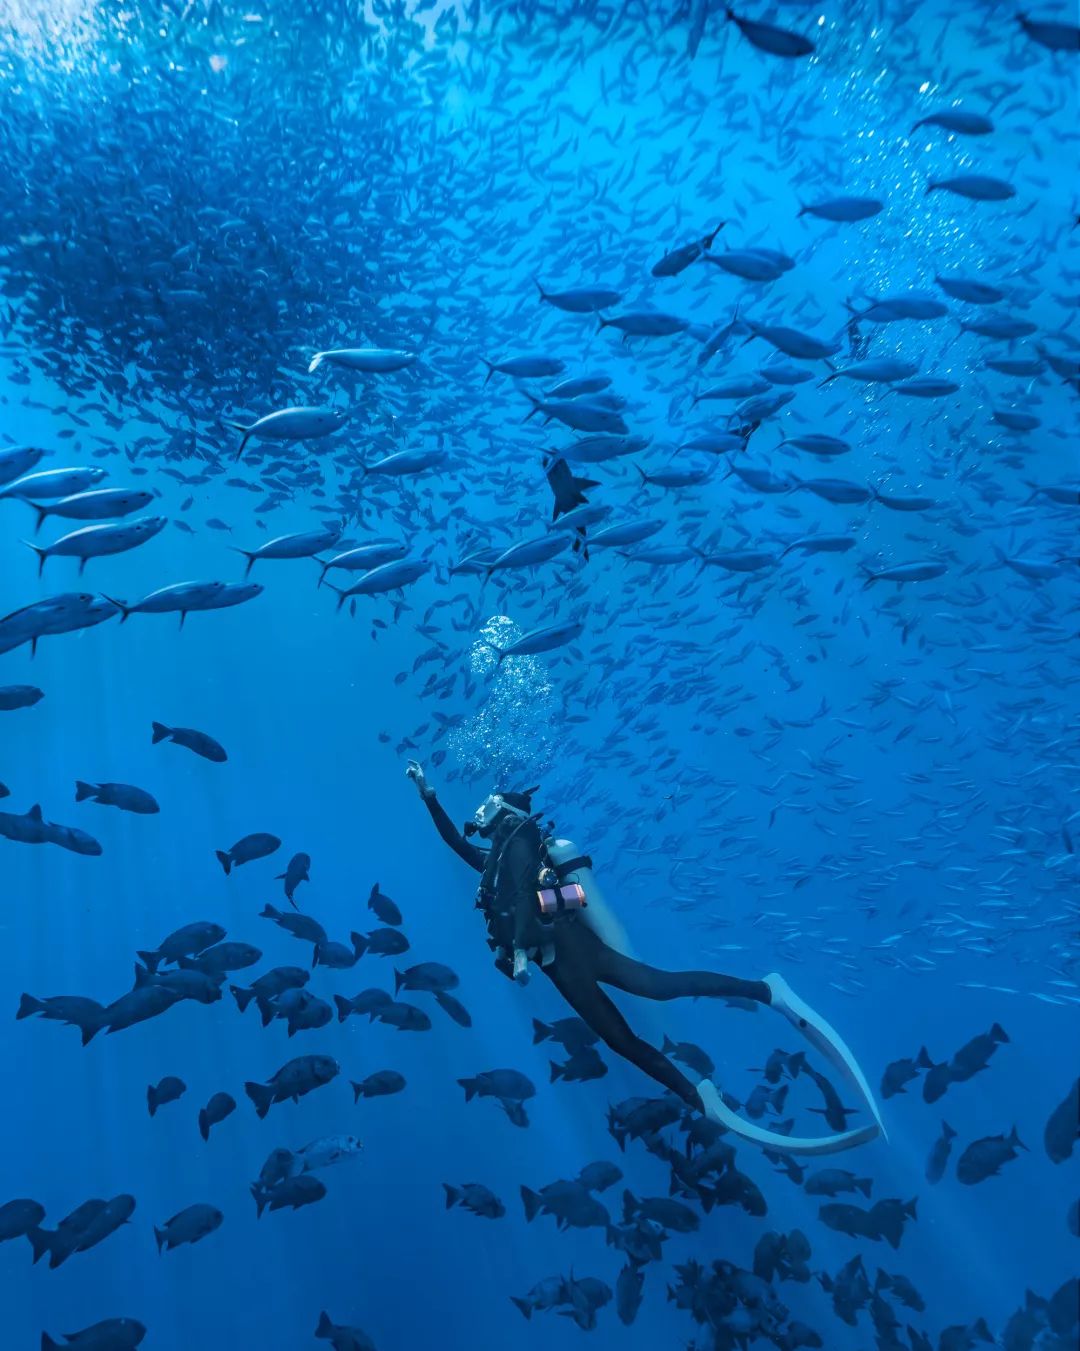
[405,759,434,801]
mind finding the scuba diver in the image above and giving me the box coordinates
[405,763,884,1156]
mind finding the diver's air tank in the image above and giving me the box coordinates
[544,837,633,957]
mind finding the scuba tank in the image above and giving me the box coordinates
[543,837,633,957]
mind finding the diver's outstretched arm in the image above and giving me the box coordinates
[405,761,486,872]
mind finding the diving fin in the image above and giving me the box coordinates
[697,1079,879,1156]
[763,972,886,1138]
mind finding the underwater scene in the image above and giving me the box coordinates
[0,2,1078,1349]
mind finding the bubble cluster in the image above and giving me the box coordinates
[446,614,556,789]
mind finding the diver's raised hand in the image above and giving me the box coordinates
[405,759,433,800]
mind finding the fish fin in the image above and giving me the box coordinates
[315,1311,333,1337]
[228,546,257,579]
[510,1297,532,1321]
[22,540,46,577]
[443,1183,460,1209]
[244,1081,273,1119]
[101,595,131,622]
[520,1186,542,1222]
[27,1227,51,1264]
[231,986,255,1014]
[16,993,44,1019]
[215,850,233,875]
[150,722,171,745]
[74,781,96,802]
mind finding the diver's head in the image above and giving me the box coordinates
[466,788,535,838]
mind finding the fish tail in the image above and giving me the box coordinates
[510,1297,533,1321]
[136,949,161,972]
[244,1081,273,1119]
[308,352,325,374]
[533,278,547,302]
[16,992,44,1019]
[704,220,725,249]
[443,1183,460,1209]
[22,540,47,577]
[215,850,233,875]
[458,1077,476,1102]
[520,1186,543,1222]
[102,595,132,623]
[27,1227,51,1264]
[31,503,49,533]
[150,721,171,745]
[481,358,495,385]
[230,984,254,1013]
[315,1311,334,1338]
[198,1111,210,1142]
[74,780,97,802]
[334,995,353,1023]
[324,582,348,612]
[222,420,252,459]
[531,1018,550,1044]
[549,1060,563,1083]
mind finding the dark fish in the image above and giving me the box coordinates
[352,927,410,958]
[0,1198,46,1243]
[434,991,472,1027]
[198,1092,237,1141]
[315,1312,376,1351]
[277,852,311,907]
[151,721,227,762]
[350,1070,406,1101]
[244,1054,340,1118]
[16,993,105,1045]
[230,966,308,1015]
[0,684,44,711]
[367,882,402,925]
[1044,1078,1079,1164]
[154,1203,223,1252]
[545,456,599,523]
[443,1182,505,1219]
[251,1174,326,1217]
[75,781,159,814]
[725,7,815,57]
[956,1126,1026,1184]
[41,1319,145,1350]
[147,1076,186,1117]
[880,1054,922,1098]
[178,941,261,975]
[925,1120,957,1185]
[216,832,281,874]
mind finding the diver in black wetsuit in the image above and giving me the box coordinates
[405,761,885,1156]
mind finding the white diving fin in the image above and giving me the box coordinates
[763,972,886,1138]
[697,1079,880,1156]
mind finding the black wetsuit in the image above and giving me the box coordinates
[422,791,771,1108]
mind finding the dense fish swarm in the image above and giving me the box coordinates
[0,0,1078,1349]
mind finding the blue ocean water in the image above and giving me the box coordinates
[0,3,1078,1349]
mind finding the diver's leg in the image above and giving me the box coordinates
[593,944,771,1005]
[542,961,701,1109]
